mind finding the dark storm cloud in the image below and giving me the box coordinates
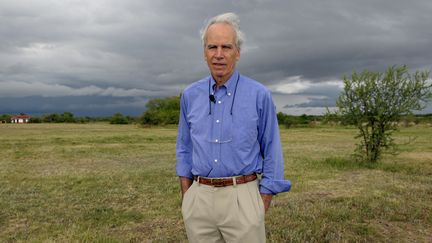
[1,0,431,115]
[0,96,149,116]
[284,98,333,109]
[238,0,432,83]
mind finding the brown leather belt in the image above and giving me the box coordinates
[193,173,257,187]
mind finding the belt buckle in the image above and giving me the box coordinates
[212,179,225,187]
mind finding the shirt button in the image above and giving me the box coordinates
[228,92,231,96]
[218,101,222,104]
[216,120,220,123]
[215,139,218,142]
[214,159,218,162]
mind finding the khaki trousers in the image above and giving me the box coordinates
[181,179,266,243]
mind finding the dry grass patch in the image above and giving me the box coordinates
[1,124,431,242]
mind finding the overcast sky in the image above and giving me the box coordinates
[1,0,432,116]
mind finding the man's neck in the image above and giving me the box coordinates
[213,72,234,88]
[214,78,227,88]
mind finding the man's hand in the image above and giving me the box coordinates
[260,193,273,213]
[179,176,193,199]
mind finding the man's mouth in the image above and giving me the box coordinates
[213,63,226,67]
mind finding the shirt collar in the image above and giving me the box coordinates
[210,70,239,94]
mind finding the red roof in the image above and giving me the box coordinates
[11,115,31,119]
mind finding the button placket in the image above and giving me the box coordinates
[211,88,227,166]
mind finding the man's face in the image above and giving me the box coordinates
[204,23,240,83]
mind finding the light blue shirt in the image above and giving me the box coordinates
[176,70,291,194]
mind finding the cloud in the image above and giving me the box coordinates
[0,81,166,98]
[269,76,343,112]
[269,76,343,95]
[1,0,431,115]
[283,97,334,108]
[0,96,150,116]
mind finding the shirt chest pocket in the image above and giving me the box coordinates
[231,110,259,150]
[189,114,211,141]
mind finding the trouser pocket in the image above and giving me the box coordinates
[181,181,197,219]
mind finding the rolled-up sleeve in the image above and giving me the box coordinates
[257,90,291,195]
[176,94,193,179]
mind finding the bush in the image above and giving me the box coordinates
[29,117,42,123]
[0,114,11,123]
[110,113,129,124]
[42,112,76,123]
[140,96,180,125]
[333,65,431,162]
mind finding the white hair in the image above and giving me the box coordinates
[200,12,245,50]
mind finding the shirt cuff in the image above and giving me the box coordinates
[176,165,193,179]
[259,178,292,195]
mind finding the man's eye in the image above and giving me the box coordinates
[223,46,232,49]
[208,46,216,49]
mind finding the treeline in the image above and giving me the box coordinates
[0,96,180,125]
[32,112,88,123]
[277,113,323,128]
[137,96,432,127]
[138,96,329,127]
[2,96,431,126]
[323,112,432,127]
[0,112,137,124]
[279,113,432,128]
[139,96,326,127]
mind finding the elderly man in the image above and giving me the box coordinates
[176,12,291,243]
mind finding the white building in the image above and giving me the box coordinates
[11,115,31,123]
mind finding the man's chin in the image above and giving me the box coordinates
[211,71,226,78]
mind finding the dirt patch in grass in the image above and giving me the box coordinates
[367,219,432,242]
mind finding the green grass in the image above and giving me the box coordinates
[0,123,431,242]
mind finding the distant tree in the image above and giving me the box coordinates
[125,116,138,124]
[277,112,319,128]
[110,113,129,124]
[277,112,290,128]
[42,113,60,123]
[0,114,11,123]
[39,114,99,123]
[75,117,87,123]
[41,112,76,123]
[298,114,309,125]
[140,96,180,125]
[333,65,431,162]
[323,108,341,125]
[29,117,42,123]
[62,112,75,123]
[400,114,418,127]
[416,113,432,124]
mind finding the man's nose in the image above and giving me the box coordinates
[215,47,223,58]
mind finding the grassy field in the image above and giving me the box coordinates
[0,123,431,242]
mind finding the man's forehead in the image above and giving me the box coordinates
[206,23,236,39]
